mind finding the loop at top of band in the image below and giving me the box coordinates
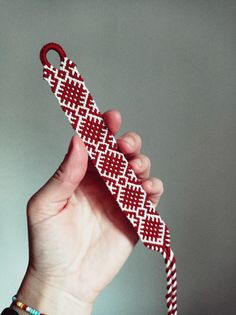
[40,42,66,67]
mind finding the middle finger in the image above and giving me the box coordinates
[117,131,142,158]
[129,154,151,179]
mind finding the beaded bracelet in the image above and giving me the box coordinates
[12,296,46,315]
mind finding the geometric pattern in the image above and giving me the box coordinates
[40,43,177,315]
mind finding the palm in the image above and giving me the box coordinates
[29,160,139,302]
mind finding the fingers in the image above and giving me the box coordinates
[27,135,88,222]
[92,108,165,208]
[117,131,142,157]
[117,130,164,207]
[129,154,151,179]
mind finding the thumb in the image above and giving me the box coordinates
[27,135,88,222]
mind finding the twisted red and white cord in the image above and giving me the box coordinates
[39,42,178,314]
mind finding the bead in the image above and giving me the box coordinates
[11,295,46,315]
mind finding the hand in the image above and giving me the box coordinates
[14,109,164,314]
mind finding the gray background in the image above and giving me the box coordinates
[0,1,235,314]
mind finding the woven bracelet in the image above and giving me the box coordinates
[39,42,178,315]
[12,296,46,315]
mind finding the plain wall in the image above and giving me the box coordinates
[0,1,235,314]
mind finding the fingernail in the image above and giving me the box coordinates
[120,136,134,147]
[148,180,153,188]
[132,159,142,168]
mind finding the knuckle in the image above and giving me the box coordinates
[52,166,64,183]
[52,164,79,186]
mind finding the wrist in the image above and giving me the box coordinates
[10,269,94,315]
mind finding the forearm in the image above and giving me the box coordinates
[9,271,93,315]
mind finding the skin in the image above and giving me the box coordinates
[10,109,164,314]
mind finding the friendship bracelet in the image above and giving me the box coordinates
[39,42,178,314]
[12,296,46,315]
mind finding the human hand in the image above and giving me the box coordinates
[13,109,164,314]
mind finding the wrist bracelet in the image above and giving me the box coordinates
[12,296,46,315]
